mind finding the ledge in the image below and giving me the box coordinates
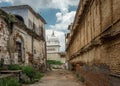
[0,74,14,79]
[109,73,120,78]
[69,37,102,60]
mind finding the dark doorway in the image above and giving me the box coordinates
[16,41,22,63]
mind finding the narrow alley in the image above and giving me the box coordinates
[0,0,120,86]
[25,69,84,86]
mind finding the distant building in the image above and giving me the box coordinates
[47,31,65,64]
[0,5,47,71]
[47,31,60,53]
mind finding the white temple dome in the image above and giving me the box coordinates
[47,31,60,53]
[47,31,59,43]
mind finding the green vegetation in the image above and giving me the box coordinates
[0,77,21,86]
[7,13,16,23]
[21,65,35,81]
[8,64,21,70]
[34,71,44,80]
[47,60,63,65]
[2,64,43,84]
[21,65,44,82]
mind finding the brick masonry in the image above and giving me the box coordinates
[66,0,120,86]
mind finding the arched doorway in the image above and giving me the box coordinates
[15,36,25,64]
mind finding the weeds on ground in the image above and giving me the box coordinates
[0,77,21,86]
[76,73,85,83]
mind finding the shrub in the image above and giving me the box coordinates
[21,65,35,81]
[8,64,21,70]
[47,60,63,65]
[34,71,43,80]
[0,77,21,86]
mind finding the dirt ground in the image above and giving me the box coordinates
[25,69,85,86]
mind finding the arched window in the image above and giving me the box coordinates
[14,15,24,23]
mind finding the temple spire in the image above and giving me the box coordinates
[52,31,55,36]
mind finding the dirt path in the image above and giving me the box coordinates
[25,69,85,86]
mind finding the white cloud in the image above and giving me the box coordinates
[49,11,76,31]
[46,30,65,51]
[0,0,79,11]
[0,0,12,3]
[0,0,11,2]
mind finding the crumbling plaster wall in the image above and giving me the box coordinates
[0,18,10,64]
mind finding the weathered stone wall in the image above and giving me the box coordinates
[13,25,46,66]
[66,0,120,86]
[0,15,46,66]
[68,0,120,73]
[1,7,28,27]
[0,18,10,65]
[0,7,46,71]
[34,39,43,64]
[76,64,111,86]
[13,25,30,64]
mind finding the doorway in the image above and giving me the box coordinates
[15,36,24,64]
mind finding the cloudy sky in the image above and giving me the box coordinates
[0,0,80,51]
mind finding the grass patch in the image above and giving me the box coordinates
[8,64,21,70]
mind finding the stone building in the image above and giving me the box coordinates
[0,5,47,71]
[66,0,120,86]
[47,31,65,64]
